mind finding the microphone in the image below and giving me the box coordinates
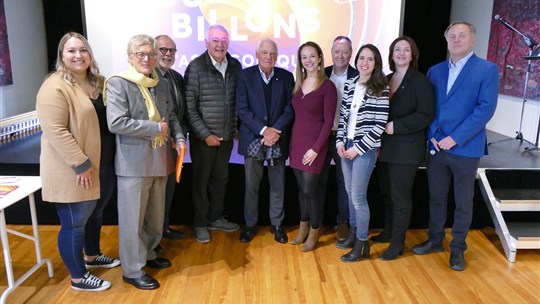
[494,14,539,47]
[494,14,512,28]
[493,15,515,30]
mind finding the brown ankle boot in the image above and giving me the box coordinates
[291,221,309,245]
[301,228,320,252]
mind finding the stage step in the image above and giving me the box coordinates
[478,169,540,262]
[493,189,540,211]
[507,222,540,249]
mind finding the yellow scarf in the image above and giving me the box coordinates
[104,65,166,149]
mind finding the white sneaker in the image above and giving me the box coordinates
[85,253,121,269]
[71,271,111,292]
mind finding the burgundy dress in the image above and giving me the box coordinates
[289,79,337,174]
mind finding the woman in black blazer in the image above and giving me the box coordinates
[374,36,435,260]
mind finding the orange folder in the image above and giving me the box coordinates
[175,146,186,183]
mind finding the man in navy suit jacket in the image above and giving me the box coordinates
[412,21,499,271]
[236,39,294,243]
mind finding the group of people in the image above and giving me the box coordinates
[35,20,498,292]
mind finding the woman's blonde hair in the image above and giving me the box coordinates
[293,41,327,93]
[55,32,104,98]
[127,34,157,56]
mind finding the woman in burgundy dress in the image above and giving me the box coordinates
[289,41,337,252]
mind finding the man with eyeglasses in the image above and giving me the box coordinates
[236,38,294,244]
[184,24,242,243]
[152,35,187,251]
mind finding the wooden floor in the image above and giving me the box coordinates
[1,225,539,304]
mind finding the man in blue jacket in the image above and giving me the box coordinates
[236,38,294,243]
[412,21,499,271]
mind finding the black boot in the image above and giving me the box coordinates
[370,231,391,243]
[341,237,370,262]
[380,243,404,261]
[336,227,356,249]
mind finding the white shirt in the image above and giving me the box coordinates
[259,66,274,85]
[210,55,228,78]
[329,68,348,130]
[447,51,473,94]
[347,83,366,140]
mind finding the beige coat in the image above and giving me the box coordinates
[36,73,101,203]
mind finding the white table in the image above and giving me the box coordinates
[0,176,54,304]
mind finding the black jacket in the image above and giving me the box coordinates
[379,67,435,165]
[324,64,359,80]
[184,51,242,141]
[155,67,187,137]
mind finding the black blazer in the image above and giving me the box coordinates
[324,64,359,80]
[155,67,187,136]
[379,67,435,165]
[168,69,187,136]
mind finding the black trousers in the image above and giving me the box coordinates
[189,137,233,228]
[378,161,419,247]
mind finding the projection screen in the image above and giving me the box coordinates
[83,0,403,77]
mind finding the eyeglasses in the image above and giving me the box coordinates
[132,52,157,60]
[158,47,177,55]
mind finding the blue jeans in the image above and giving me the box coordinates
[341,147,377,241]
[84,161,116,256]
[56,200,98,279]
[318,134,350,224]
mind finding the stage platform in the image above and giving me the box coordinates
[1,130,538,229]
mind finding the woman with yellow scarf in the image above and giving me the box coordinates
[105,34,185,290]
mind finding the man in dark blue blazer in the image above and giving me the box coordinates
[412,21,499,271]
[236,38,294,243]
[320,36,358,241]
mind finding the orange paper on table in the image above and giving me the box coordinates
[175,146,186,183]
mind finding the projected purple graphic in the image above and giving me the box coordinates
[84,0,402,77]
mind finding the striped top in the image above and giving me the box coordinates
[336,76,389,155]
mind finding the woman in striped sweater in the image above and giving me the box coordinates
[336,44,389,262]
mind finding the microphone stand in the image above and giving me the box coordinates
[522,46,540,153]
[488,18,539,151]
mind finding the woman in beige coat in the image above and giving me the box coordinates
[36,32,118,292]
